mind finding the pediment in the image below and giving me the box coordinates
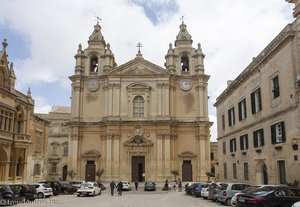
[178,151,197,158]
[109,57,169,76]
[81,150,101,158]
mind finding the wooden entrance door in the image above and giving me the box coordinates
[182,160,192,181]
[62,165,68,181]
[85,160,96,182]
[132,156,145,182]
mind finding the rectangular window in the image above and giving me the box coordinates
[233,163,237,179]
[223,163,227,179]
[253,128,264,147]
[228,107,235,126]
[244,163,249,180]
[223,142,226,154]
[51,163,57,174]
[222,114,225,130]
[271,122,286,144]
[52,146,58,156]
[272,76,280,99]
[210,152,214,160]
[251,88,262,114]
[238,98,247,121]
[63,146,68,156]
[35,135,41,152]
[240,134,249,150]
[230,138,237,153]
[278,160,286,184]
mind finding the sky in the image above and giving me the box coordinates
[0,0,295,141]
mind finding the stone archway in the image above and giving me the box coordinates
[0,148,8,181]
[255,160,268,185]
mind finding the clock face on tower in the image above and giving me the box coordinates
[179,79,192,91]
[87,79,99,92]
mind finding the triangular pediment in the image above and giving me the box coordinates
[109,57,169,76]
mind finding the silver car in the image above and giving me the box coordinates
[217,183,250,206]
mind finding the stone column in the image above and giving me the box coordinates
[157,135,163,176]
[199,135,208,181]
[113,134,120,179]
[108,85,113,117]
[164,134,171,176]
[104,83,109,117]
[106,135,112,179]
[157,84,162,116]
[164,84,170,117]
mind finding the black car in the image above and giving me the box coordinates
[0,185,23,205]
[236,186,300,207]
[10,184,37,202]
[60,183,77,194]
[144,182,156,191]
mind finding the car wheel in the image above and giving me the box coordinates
[77,194,80,197]
[226,198,231,206]
[20,196,26,203]
[99,190,101,195]
[37,192,44,199]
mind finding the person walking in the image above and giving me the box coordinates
[110,180,116,196]
[134,180,138,191]
[178,178,182,192]
[117,181,123,196]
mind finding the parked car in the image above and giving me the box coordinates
[231,186,264,206]
[121,181,132,191]
[194,183,208,197]
[185,182,201,195]
[34,183,53,199]
[217,183,250,206]
[144,182,156,191]
[38,181,61,196]
[200,184,210,199]
[70,180,85,189]
[208,182,224,201]
[292,201,300,207]
[236,186,300,207]
[77,182,101,197]
[60,183,77,194]
[10,184,37,202]
[0,185,15,205]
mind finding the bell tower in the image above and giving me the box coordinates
[165,21,205,76]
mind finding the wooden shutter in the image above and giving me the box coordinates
[240,136,243,150]
[253,131,258,148]
[245,134,249,149]
[281,122,286,142]
[271,124,276,144]
[251,92,255,114]
[261,129,264,146]
[258,88,262,111]
[238,101,242,121]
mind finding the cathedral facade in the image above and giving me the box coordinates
[68,22,212,182]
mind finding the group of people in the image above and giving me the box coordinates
[164,178,182,191]
[109,180,139,196]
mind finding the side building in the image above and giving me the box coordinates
[36,106,70,181]
[214,0,300,185]
[0,39,49,183]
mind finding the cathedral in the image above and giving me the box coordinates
[68,21,212,182]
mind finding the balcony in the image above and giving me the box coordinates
[12,134,30,148]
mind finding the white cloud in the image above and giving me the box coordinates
[0,0,295,137]
[33,96,52,114]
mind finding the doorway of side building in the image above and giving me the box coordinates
[255,160,268,184]
[62,165,68,181]
[85,160,96,182]
[132,156,145,182]
[182,160,192,181]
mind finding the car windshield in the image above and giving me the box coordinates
[219,184,228,190]
[42,184,50,188]
[249,186,277,196]
[81,183,92,187]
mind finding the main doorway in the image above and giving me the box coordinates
[85,160,96,182]
[132,156,145,182]
[182,160,192,181]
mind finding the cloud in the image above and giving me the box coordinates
[0,0,295,138]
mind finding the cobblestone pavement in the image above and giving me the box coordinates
[15,187,222,207]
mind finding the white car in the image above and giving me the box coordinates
[77,182,101,197]
[70,180,85,189]
[292,201,300,207]
[200,184,210,199]
[121,181,132,191]
[34,183,53,199]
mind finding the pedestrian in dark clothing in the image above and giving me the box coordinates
[178,178,182,192]
[134,180,138,191]
[110,180,116,196]
[117,181,123,196]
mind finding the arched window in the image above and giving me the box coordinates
[181,56,189,72]
[16,157,24,177]
[33,163,41,176]
[133,96,144,118]
[90,56,98,72]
